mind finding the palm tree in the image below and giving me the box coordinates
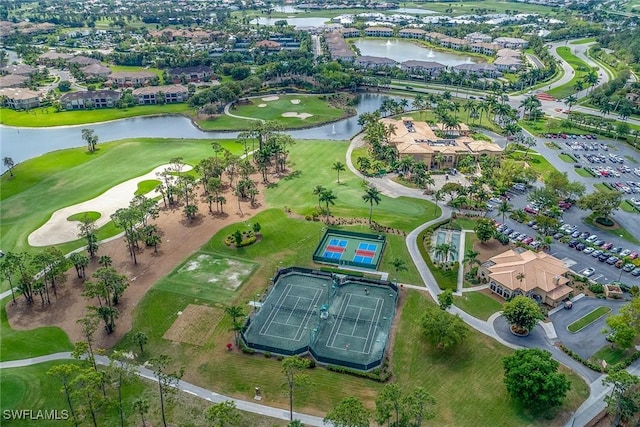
[515,272,526,289]
[497,200,512,223]
[573,80,584,93]
[390,257,407,284]
[225,306,245,345]
[99,255,112,268]
[434,243,455,263]
[319,189,337,222]
[332,162,346,184]
[312,185,326,210]
[463,249,480,272]
[362,185,381,225]
[564,95,577,113]
[433,190,443,215]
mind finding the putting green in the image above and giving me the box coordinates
[66,211,101,222]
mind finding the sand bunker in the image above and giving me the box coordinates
[258,103,267,108]
[290,99,301,104]
[282,112,313,120]
[261,96,279,102]
[28,164,193,246]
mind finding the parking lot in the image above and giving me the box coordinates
[492,184,640,286]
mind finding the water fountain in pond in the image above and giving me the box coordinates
[385,40,393,47]
[332,124,336,135]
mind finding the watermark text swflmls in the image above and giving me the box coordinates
[3,410,69,421]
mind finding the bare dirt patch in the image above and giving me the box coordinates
[281,112,313,120]
[6,170,270,350]
[163,304,224,346]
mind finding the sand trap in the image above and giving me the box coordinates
[261,96,279,102]
[290,99,301,104]
[28,164,193,246]
[257,103,267,108]
[282,112,313,120]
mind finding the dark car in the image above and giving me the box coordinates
[553,232,563,240]
[598,253,610,262]
[527,220,537,227]
[576,243,586,251]
[610,247,621,254]
[606,256,619,265]
[568,239,579,248]
[594,239,605,247]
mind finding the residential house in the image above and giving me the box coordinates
[37,51,73,66]
[0,74,29,88]
[440,37,469,50]
[494,56,523,71]
[340,28,360,38]
[68,56,99,67]
[355,56,397,69]
[107,71,158,88]
[454,63,501,78]
[254,40,282,51]
[60,90,121,110]
[493,37,529,49]
[81,63,112,79]
[132,84,189,104]
[0,64,36,76]
[0,87,40,109]
[496,48,521,58]
[364,27,394,37]
[479,248,573,307]
[398,28,426,39]
[470,43,499,56]
[167,65,214,83]
[400,60,446,77]
[464,32,493,43]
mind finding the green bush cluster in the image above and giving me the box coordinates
[589,284,604,294]
[326,359,392,382]
[559,344,605,372]
[224,230,257,248]
[559,344,640,373]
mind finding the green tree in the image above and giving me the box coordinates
[312,185,326,210]
[150,354,185,427]
[502,295,544,334]
[463,249,480,272]
[362,185,381,225]
[602,370,640,427]
[108,350,138,427]
[69,252,90,279]
[375,383,402,427]
[282,355,311,421]
[133,331,148,354]
[421,306,469,349]
[332,161,346,184]
[70,367,107,427]
[48,364,80,427]
[502,349,571,412]
[497,200,512,224]
[604,297,640,348]
[133,398,150,427]
[3,156,15,177]
[402,387,436,426]
[390,257,407,284]
[474,218,496,244]
[78,217,99,258]
[319,189,337,222]
[81,128,99,153]
[577,190,622,225]
[206,400,241,427]
[437,289,454,310]
[324,396,370,427]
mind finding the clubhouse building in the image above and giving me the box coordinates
[382,117,502,169]
[480,248,573,307]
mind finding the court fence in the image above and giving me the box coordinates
[313,228,387,271]
[241,266,397,371]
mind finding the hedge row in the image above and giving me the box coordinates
[326,360,392,382]
[559,343,640,373]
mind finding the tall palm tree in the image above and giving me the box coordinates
[319,189,337,222]
[434,243,456,263]
[497,200,512,224]
[312,185,326,210]
[463,249,480,272]
[515,272,526,289]
[362,185,381,225]
[332,162,346,184]
[564,95,577,113]
[390,257,407,284]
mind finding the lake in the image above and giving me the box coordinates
[0,93,401,170]
[250,16,330,28]
[353,39,480,67]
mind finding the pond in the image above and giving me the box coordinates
[0,93,401,170]
[353,39,481,67]
[394,8,439,14]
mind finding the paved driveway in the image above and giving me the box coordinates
[550,297,625,359]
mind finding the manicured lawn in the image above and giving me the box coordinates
[0,361,287,427]
[0,298,73,362]
[505,150,558,179]
[583,214,640,244]
[0,139,244,256]
[453,291,503,320]
[265,140,440,232]
[198,94,347,131]
[570,38,597,44]
[558,153,576,163]
[593,183,615,193]
[451,217,480,231]
[0,103,194,127]
[575,167,595,177]
[109,64,164,80]
[620,200,640,214]
[519,117,589,137]
[394,291,588,426]
[66,211,101,222]
[135,179,161,195]
[404,107,502,134]
[548,47,593,100]
[417,228,458,291]
[567,306,611,333]
[589,345,634,365]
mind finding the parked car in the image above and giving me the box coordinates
[583,247,595,255]
[601,242,613,250]
[576,243,586,251]
[606,256,619,265]
[620,249,632,257]
[623,263,635,272]
[629,252,638,260]
[586,235,599,243]
[615,259,625,268]
[527,220,537,227]
[610,247,622,254]
[598,253,610,262]
[594,239,605,247]
[571,231,581,238]
[632,268,640,277]
[581,267,595,277]
[568,239,579,248]
[523,237,534,245]
[591,250,603,258]
[553,232,563,240]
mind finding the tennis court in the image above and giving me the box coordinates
[313,229,386,270]
[242,268,397,370]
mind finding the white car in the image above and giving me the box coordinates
[583,247,595,255]
[582,267,595,277]
[631,198,640,207]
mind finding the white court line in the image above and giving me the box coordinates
[328,294,351,348]
[350,307,363,336]
[364,298,384,354]
[259,284,295,335]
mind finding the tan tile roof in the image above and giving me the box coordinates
[0,87,39,100]
[486,249,570,294]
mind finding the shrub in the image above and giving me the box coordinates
[589,284,604,294]
[264,351,272,358]
[326,362,391,382]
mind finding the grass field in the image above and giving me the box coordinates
[198,94,347,131]
[505,150,558,179]
[548,47,594,100]
[575,167,594,177]
[404,107,502,134]
[0,139,243,257]
[570,38,597,45]
[0,361,287,427]
[265,140,441,232]
[620,199,640,214]
[453,292,503,320]
[567,306,611,333]
[583,214,640,244]
[558,153,576,163]
[1,298,73,362]
[0,103,194,127]
[66,211,101,222]
[417,228,458,291]
[135,179,161,196]
[589,345,634,365]
[394,291,588,426]
[155,251,257,303]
